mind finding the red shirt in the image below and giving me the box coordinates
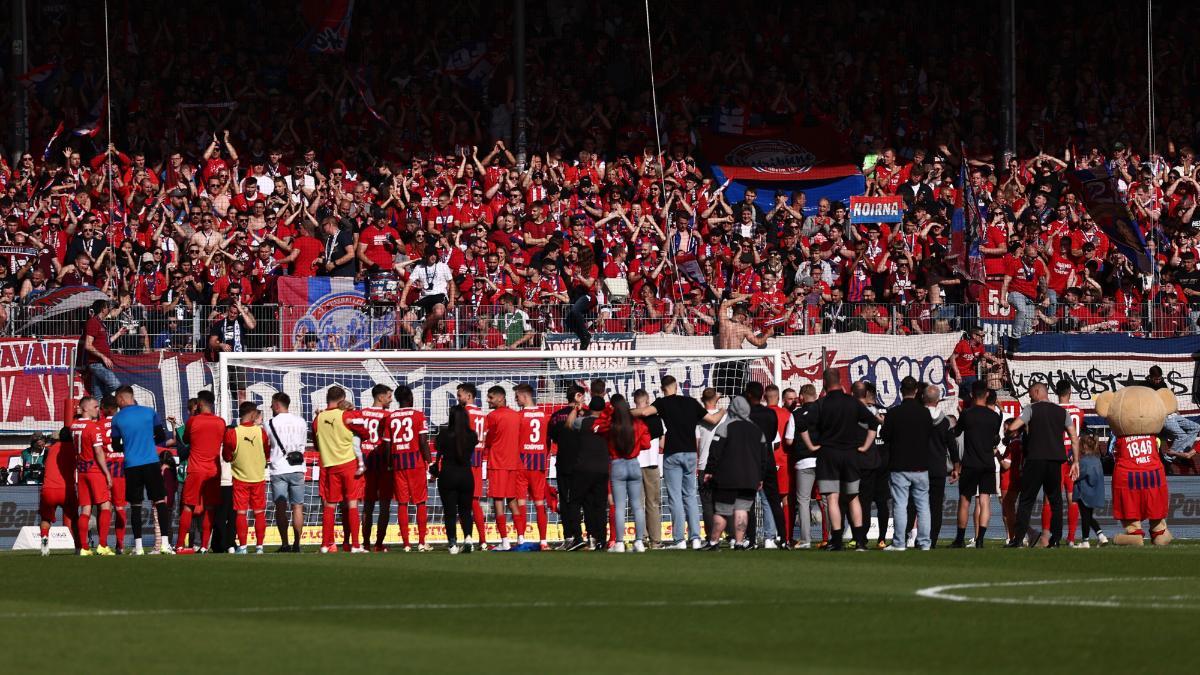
[42,441,75,492]
[1114,434,1162,472]
[386,407,428,470]
[185,412,228,474]
[80,316,114,366]
[1004,255,1045,299]
[519,407,549,471]
[952,339,983,377]
[466,404,487,468]
[290,235,324,276]
[347,406,391,471]
[71,419,105,474]
[359,223,400,270]
[1062,403,1084,455]
[1046,254,1076,295]
[484,406,522,470]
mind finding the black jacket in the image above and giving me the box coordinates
[549,405,579,475]
[927,409,959,478]
[881,398,934,472]
[796,390,878,451]
[704,419,770,490]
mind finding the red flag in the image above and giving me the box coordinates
[42,122,65,161]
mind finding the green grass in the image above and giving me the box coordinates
[2,545,1198,674]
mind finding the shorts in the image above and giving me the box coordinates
[271,472,306,506]
[1060,461,1075,492]
[713,488,757,516]
[109,456,128,507]
[182,469,221,508]
[320,461,363,503]
[76,473,111,506]
[516,469,548,501]
[39,488,76,523]
[233,479,267,511]
[415,293,448,313]
[959,466,997,496]
[393,467,429,503]
[816,450,861,496]
[488,468,519,499]
[472,465,485,498]
[124,463,166,503]
[364,467,394,502]
[1112,467,1169,521]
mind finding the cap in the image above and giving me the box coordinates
[31,431,47,442]
[140,252,155,263]
[1113,141,1127,151]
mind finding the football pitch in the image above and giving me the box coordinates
[2,545,1198,674]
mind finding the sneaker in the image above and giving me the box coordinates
[175,547,196,555]
[1072,541,1091,549]
[517,536,526,545]
[632,540,646,553]
[854,543,869,552]
[319,546,338,554]
[96,546,116,556]
[607,542,625,553]
[373,544,389,553]
[448,544,461,555]
[703,541,720,551]
[227,547,236,554]
[667,540,688,550]
[539,542,551,551]
[462,544,474,554]
[975,539,986,549]
[275,545,291,554]
[350,547,368,554]
[78,548,93,557]
[824,542,845,552]
[949,540,966,549]
[40,538,49,557]
[876,540,888,550]
[905,532,916,548]
[495,541,512,552]
[402,545,412,553]
[566,538,588,552]
[417,544,433,552]
[1003,539,1023,548]
[792,541,812,550]
[763,538,779,550]
[690,538,704,550]
[197,547,209,555]
[256,546,265,555]
[882,545,906,552]
[159,545,176,555]
[114,547,124,556]
[1097,533,1109,547]
[235,546,248,555]
[292,543,303,553]
[129,547,144,556]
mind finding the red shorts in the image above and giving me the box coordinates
[76,473,111,506]
[232,479,267,511]
[488,468,519,499]
[1060,462,1075,492]
[109,455,127,506]
[364,468,394,503]
[182,469,221,508]
[392,467,429,504]
[1112,467,1169,521]
[516,469,548,501]
[472,465,484,498]
[320,461,363,503]
[39,488,76,523]
[774,449,791,495]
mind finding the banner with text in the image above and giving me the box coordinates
[0,338,78,432]
[849,196,906,224]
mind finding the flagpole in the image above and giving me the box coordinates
[103,0,115,236]
[10,0,29,161]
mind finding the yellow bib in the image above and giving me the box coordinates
[315,408,356,468]
[231,424,266,483]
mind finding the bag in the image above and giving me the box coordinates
[268,418,305,467]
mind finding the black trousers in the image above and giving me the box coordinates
[571,470,609,544]
[1014,458,1064,544]
[746,469,785,543]
[438,466,475,544]
[859,467,890,543]
[212,485,235,552]
[908,475,946,546]
[700,480,715,539]
[557,472,582,541]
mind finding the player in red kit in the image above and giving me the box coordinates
[347,384,395,552]
[514,384,550,549]
[386,386,432,551]
[765,385,794,546]
[71,397,115,556]
[98,396,128,552]
[1040,380,1084,546]
[458,383,490,549]
[39,396,79,556]
[178,397,227,554]
[485,386,522,551]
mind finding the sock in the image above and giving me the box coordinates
[131,504,143,541]
[236,513,248,546]
[254,512,266,546]
[97,509,111,548]
[341,506,350,549]
[399,504,410,546]
[955,527,966,543]
[1040,500,1051,533]
[496,511,508,540]
[473,501,487,543]
[348,506,361,548]
[1067,502,1079,542]
[201,511,213,550]
[608,504,618,544]
[375,505,389,546]
[829,526,842,547]
[155,502,172,544]
[851,525,866,547]
[322,505,336,547]
[416,504,428,545]
[536,504,548,541]
[40,524,49,539]
[177,509,194,548]
[114,509,126,549]
[977,526,987,544]
[77,513,91,549]
[513,504,527,540]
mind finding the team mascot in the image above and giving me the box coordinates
[1093,386,1174,546]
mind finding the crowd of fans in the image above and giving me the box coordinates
[3,1,1200,355]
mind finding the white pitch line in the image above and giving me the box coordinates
[915,577,1200,610]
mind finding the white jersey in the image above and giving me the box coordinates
[412,262,454,297]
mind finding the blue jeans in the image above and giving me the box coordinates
[1045,289,1059,323]
[663,452,701,542]
[889,471,931,549]
[610,458,646,542]
[87,362,122,399]
[756,490,777,540]
[1008,292,1036,337]
[1164,414,1200,455]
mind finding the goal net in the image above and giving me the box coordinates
[216,349,781,546]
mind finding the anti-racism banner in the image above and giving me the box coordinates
[849,196,906,224]
[700,121,861,183]
[0,338,77,432]
[1008,333,1200,417]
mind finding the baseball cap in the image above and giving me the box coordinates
[140,252,155,263]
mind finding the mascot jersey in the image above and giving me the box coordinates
[1113,435,1163,472]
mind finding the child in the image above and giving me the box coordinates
[1073,434,1109,548]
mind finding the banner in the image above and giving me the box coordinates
[978,283,1015,345]
[700,121,861,182]
[1068,166,1150,272]
[849,196,906,224]
[301,0,355,54]
[278,276,387,351]
[0,338,77,432]
[111,351,213,428]
[1008,333,1200,416]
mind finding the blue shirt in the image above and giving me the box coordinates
[112,404,164,468]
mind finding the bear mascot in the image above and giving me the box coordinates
[1093,386,1174,546]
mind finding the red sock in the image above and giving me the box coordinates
[201,510,213,550]
[1041,500,1051,533]
[608,504,618,545]
[1067,502,1079,542]
[322,505,336,547]
[341,506,350,549]
[177,509,194,548]
[416,503,428,544]
[473,501,487,543]
[536,503,548,541]
[77,513,90,549]
[254,512,266,546]
[114,508,126,549]
[513,503,527,539]
[348,506,361,548]
[236,513,249,546]
[783,503,794,543]
[399,504,410,546]
[64,513,76,547]
[40,523,49,539]
[97,509,111,548]
[496,511,508,539]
